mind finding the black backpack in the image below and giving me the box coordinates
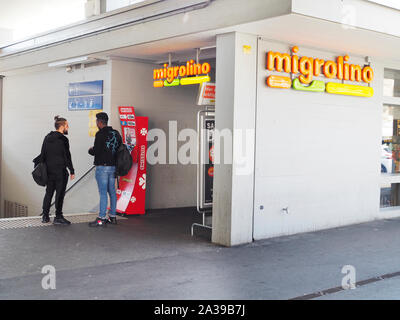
[115,144,133,177]
[32,154,48,186]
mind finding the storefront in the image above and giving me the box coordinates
[1,0,400,246]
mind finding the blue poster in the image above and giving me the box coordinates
[68,80,103,96]
[68,96,103,111]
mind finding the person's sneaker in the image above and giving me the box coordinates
[53,215,71,225]
[89,217,107,227]
[106,216,117,225]
[41,214,50,223]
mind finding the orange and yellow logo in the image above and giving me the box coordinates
[153,60,211,88]
[266,46,374,97]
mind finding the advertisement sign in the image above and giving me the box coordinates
[197,82,215,106]
[119,106,137,145]
[116,106,148,215]
[198,111,214,211]
[204,119,214,205]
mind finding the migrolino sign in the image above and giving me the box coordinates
[153,60,211,88]
[266,46,374,97]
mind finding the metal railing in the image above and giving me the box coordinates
[49,166,95,208]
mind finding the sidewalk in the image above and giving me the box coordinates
[1,208,400,300]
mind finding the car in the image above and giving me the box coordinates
[381,144,393,173]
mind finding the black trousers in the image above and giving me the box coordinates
[42,169,68,217]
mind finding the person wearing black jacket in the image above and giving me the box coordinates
[88,112,122,227]
[40,116,75,224]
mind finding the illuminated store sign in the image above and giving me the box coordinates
[153,60,211,88]
[266,46,374,97]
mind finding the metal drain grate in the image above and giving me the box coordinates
[0,213,127,230]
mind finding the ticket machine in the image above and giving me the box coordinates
[116,106,148,215]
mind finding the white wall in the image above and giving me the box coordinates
[110,58,204,209]
[253,39,383,239]
[1,62,111,216]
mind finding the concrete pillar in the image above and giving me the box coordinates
[212,32,257,246]
[85,0,101,18]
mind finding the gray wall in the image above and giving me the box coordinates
[110,59,204,209]
[1,62,111,216]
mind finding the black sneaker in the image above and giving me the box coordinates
[89,217,107,227]
[41,214,50,223]
[106,216,117,225]
[53,215,71,225]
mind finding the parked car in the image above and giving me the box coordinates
[381,145,393,173]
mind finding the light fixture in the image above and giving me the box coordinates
[48,56,102,68]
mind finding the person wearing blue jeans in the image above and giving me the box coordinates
[95,166,117,221]
[88,112,122,227]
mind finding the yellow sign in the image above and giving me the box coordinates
[88,110,101,137]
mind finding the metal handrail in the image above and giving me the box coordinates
[49,166,95,208]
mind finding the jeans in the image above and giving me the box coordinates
[95,166,117,219]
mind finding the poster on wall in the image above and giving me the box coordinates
[88,110,102,137]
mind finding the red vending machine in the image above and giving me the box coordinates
[116,106,148,215]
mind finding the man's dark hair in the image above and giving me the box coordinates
[96,112,109,125]
[54,115,67,130]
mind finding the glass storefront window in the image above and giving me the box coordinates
[381,183,400,208]
[384,69,400,97]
